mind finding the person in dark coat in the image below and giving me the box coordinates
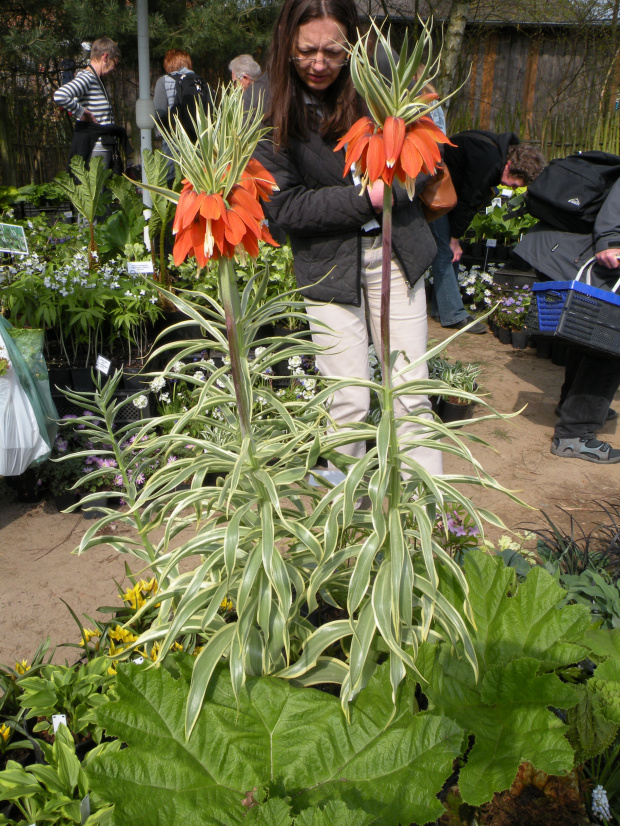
[250,0,442,477]
[430,132,544,333]
[515,176,620,463]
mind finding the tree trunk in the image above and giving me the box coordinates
[436,0,471,109]
[0,96,17,186]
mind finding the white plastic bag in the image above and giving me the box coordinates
[0,365,49,476]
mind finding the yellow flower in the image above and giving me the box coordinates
[121,583,146,611]
[171,642,184,652]
[0,723,10,742]
[139,578,159,594]
[109,625,138,644]
[80,628,100,646]
[220,597,234,612]
[15,660,29,675]
[107,663,117,676]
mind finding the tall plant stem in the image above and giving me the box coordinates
[381,184,393,395]
[218,257,252,441]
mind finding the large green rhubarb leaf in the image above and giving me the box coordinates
[87,658,463,826]
[417,551,592,806]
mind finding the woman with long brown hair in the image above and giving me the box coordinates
[252,0,442,478]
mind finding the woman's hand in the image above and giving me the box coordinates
[368,180,385,211]
[80,109,98,123]
[450,237,463,263]
[596,248,620,269]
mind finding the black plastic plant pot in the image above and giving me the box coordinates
[439,398,477,424]
[71,368,95,392]
[54,490,78,512]
[511,330,529,350]
[82,496,109,520]
[48,366,72,391]
[497,326,512,345]
[536,337,552,359]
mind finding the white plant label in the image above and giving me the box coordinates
[501,188,513,197]
[486,238,497,248]
[96,355,112,375]
[127,261,154,274]
[133,656,144,665]
[485,206,493,214]
[52,713,67,733]
[80,794,91,824]
[491,197,502,207]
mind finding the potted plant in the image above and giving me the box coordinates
[429,355,482,422]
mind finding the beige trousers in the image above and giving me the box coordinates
[305,236,443,476]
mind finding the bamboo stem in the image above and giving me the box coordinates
[380,184,393,394]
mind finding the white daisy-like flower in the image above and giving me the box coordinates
[133,395,148,410]
[194,371,205,382]
[172,361,184,373]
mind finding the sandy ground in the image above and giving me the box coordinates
[1,318,619,667]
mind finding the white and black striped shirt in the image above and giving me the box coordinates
[54,67,115,125]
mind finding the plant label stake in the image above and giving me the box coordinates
[52,713,67,733]
[96,355,112,376]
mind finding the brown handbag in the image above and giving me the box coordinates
[419,162,457,223]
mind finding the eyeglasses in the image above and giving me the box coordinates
[291,54,349,68]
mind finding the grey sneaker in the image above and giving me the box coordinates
[551,437,620,463]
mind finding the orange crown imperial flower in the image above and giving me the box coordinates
[335,115,454,197]
[172,158,279,267]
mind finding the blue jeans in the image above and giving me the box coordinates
[556,347,620,438]
[429,215,469,326]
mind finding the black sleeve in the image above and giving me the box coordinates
[594,177,620,252]
[254,138,379,237]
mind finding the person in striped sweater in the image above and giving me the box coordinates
[54,37,120,168]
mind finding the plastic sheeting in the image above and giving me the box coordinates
[0,316,58,476]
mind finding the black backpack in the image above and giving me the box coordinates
[525,151,620,234]
[167,72,214,142]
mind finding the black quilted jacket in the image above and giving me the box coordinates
[252,88,437,306]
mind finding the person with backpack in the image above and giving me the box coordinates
[515,167,620,463]
[429,132,545,333]
[153,49,214,183]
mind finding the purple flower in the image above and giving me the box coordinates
[453,525,468,537]
[167,455,178,464]
[101,458,118,468]
[114,474,124,486]
[135,472,145,486]
[469,526,480,537]
[55,438,68,453]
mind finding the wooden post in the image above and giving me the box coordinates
[0,96,17,186]
[479,33,499,130]
[522,39,540,141]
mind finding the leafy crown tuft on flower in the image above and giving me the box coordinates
[334,20,456,197]
[156,84,280,265]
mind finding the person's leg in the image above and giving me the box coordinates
[556,347,618,423]
[304,293,370,463]
[429,215,469,327]
[551,351,620,462]
[363,237,444,476]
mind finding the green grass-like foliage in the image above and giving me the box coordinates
[87,657,463,826]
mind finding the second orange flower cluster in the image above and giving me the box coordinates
[172,158,279,267]
[335,114,454,192]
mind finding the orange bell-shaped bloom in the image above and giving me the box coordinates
[172,158,280,267]
[383,117,406,169]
